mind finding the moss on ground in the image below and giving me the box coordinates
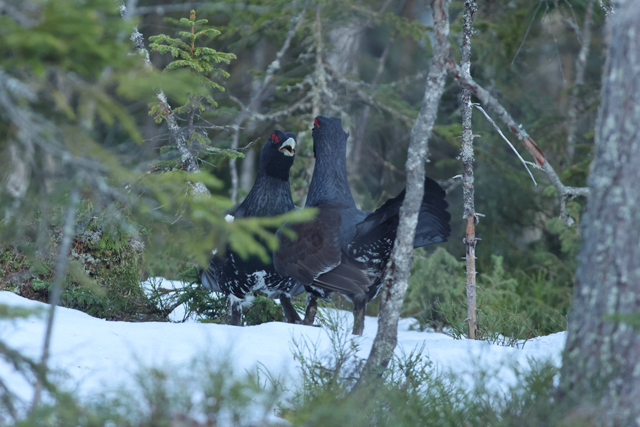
[1,220,166,322]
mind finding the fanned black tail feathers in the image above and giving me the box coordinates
[350,177,451,259]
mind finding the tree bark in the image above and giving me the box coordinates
[460,0,477,340]
[357,0,450,383]
[559,1,640,425]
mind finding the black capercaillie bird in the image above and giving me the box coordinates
[274,116,451,335]
[201,130,303,326]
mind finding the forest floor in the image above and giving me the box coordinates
[0,283,565,421]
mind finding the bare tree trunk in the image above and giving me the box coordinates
[357,0,451,383]
[349,37,393,178]
[559,2,640,425]
[565,0,595,164]
[460,0,477,340]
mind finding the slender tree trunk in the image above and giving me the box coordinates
[460,0,477,340]
[559,2,640,425]
[565,0,595,165]
[357,0,450,383]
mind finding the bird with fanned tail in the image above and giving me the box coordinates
[201,130,303,325]
[274,116,451,335]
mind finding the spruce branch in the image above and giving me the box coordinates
[121,4,217,196]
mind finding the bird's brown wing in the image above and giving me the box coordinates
[312,253,370,295]
[274,204,369,295]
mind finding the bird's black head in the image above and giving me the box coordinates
[311,116,349,159]
[259,130,297,181]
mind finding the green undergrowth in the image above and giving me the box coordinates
[0,212,163,321]
[283,313,566,426]
[403,247,570,346]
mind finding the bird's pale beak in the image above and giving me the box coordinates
[279,137,296,157]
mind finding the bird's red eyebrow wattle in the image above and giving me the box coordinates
[314,117,320,128]
[272,134,279,143]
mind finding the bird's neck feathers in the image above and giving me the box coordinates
[306,144,356,208]
[238,171,295,217]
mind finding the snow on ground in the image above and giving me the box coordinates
[0,287,566,409]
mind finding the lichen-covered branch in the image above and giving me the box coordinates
[447,61,589,225]
[120,3,210,196]
[566,0,595,164]
[460,0,477,340]
[358,0,451,383]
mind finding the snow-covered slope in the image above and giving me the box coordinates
[0,289,566,405]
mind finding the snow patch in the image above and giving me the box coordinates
[0,290,566,419]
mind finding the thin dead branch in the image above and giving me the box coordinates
[473,104,537,185]
[512,0,544,65]
[325,62,414,128]
[312,6,325,118]
[447,61,589,226]
[350,31,396,171]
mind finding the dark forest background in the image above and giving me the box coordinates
[0,0,604,335]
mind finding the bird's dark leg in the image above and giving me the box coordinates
[229,298,243,326]
[352,294,367,336]
[303,293,318,326]
[280,295,302,324]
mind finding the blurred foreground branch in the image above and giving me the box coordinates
[31,188,79,410]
